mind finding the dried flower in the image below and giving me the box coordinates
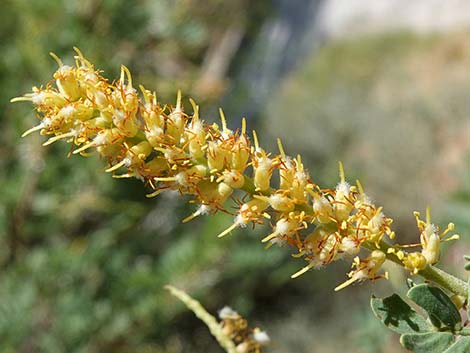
[166,286,268,353]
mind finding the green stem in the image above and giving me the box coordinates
[363,239,469,297]
[418,266,468,297]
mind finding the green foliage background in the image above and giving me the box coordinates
[1,1,469,353]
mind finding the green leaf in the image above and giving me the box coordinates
[371,294,429,334]
[444,337,470,353]
[400,332,455,353]
[467,279,470,317]
[406,278,416,289]
[464,255,470,271]
[407,284,461,330]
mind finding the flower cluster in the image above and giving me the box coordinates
[388,208,459,275]
[13,49,459,290]
[165,285,268,353]
[218,306,270,353]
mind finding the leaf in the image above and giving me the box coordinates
[444,336,470,353]
[406,278,416,289]
[400,332,455,353]
[467,279,470,317]
[371,294,429,334]
[407,284,461,330]
[372,287,469,352]
[464,254,470,270]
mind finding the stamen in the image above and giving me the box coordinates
[395,242,421,248]
[112,173,134,179]
[291,263,314,279]
[356,179,365,195]
[119,65,125,84]
[291,251,305,258]
[11,97,33,103]
[219,108,228,132]
[277,138,286,159]
[441,223,455,238]
[139,85,150,103]
[175,90,182,112]
[49,52,63,66]
[296,155,303,169]
[334,277,357,291]
[264,243,274,250]
[21,124,44,137]
[105,159,128,173]
[189,98,199,121]
[154,176,177,182]
[73,141,96,154]
[261,232,278,243]
[182,206,210,223]
[73,47,83,58]
[153,147,168,154]
[146,189,165,198]
[426,206,431,224]
[120,65,133,86]
[217,222,239,238]
[43,131,75,146]
[442,234,460,242]
[252,130,260,150]
[338,161,345,183]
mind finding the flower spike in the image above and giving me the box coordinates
[13,49,461,291]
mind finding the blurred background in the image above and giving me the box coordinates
[1,0,470,352]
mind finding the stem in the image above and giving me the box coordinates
[418,266,468,297]
[363,239,469,297]
[165,285,237,353]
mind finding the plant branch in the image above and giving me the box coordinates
[363,239,469,297]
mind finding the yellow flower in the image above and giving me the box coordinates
[415,208,459,265]
[403,252,427,274]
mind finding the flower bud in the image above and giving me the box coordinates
[334,182,353,221]
[129,141,152,160]
[167,109,185,142]
[222,169,245,189]
[140,158,167,177]
[313,195,333,224]
[304,227,327,249]
[279,157,295,190]
[319,234,338,262]
[55,65,82,101]
[403,252,427,274]
[340,237,360,255]
[112,109,139,137]
[207,142,226,172]
[268,194,294,212]
[253,154,272,192]
[422,232,440,265]
[231,142,250,171]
